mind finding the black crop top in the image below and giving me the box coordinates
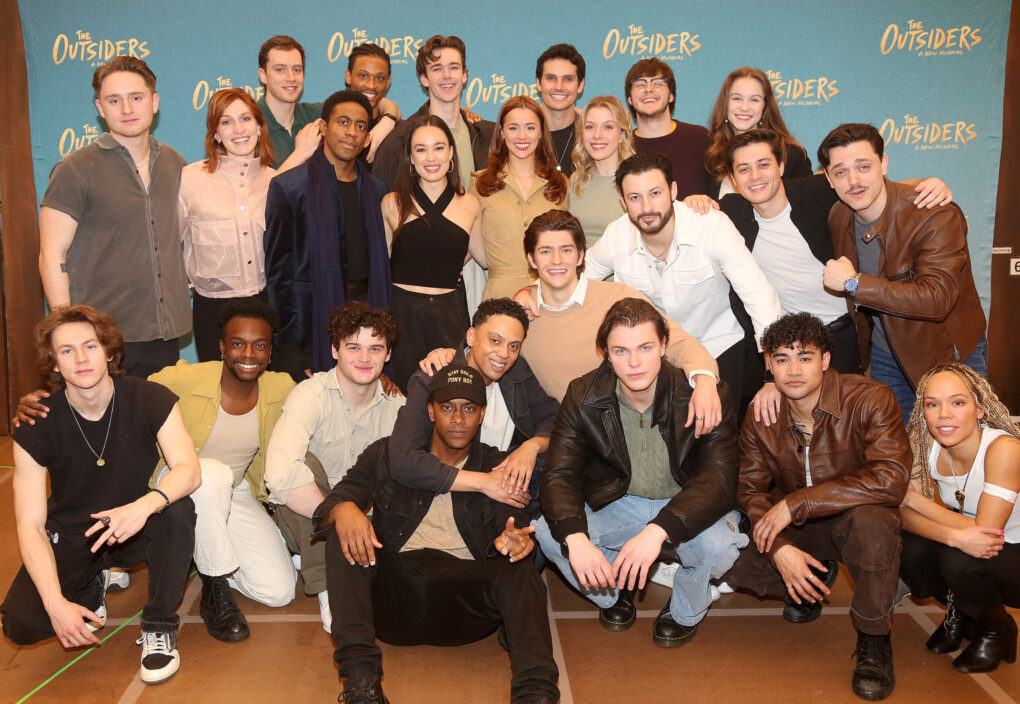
[390,182,470,289]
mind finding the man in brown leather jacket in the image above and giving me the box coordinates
[533,298,746,649]
[726,313,911,701]
[819,123,987,422]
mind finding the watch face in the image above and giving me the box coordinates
[844,277,859,294]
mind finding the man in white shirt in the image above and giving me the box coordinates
[265,302,405,631]
[586,152,780,414]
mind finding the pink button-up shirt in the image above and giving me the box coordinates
[178,154,275,298]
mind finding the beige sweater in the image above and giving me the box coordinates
[521,280,719,402]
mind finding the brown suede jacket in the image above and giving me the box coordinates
[737,368,910,556]
[828,178,986,385]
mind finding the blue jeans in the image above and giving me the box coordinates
[534,496,747,626]
[871,335,987,423]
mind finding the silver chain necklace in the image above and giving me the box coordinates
[945,451,973,513]
[68,390,115,467]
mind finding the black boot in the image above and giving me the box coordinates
[852,631,895,701]
[783,560,839,624]
[199,574,249,642]
[598,590,636,632]
[952,606,1018,673]
[925,594,976,654]
[338,678,389,704]
[651,601,697,648]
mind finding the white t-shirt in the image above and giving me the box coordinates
[752,203,847,325]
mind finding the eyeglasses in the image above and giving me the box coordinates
[632,78,669,91]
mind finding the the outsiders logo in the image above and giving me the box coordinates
[767,70,838,106]
[57,122,101,157]
[327,28,425,65]
[879,114,977,150]
[465,74,540,109]
[880,19,981,56]
[602,24,701,61]
[192,77,265,111]
[52,30,149,66]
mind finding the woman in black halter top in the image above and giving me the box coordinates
[382,114,487,390]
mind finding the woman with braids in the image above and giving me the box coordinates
[898,363,1020,673]
[381,114,486,390]
[471,96,568,300]
[704,67,812,199]
[566,96,635,249]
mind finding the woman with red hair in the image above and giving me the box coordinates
[178,88,276,361]
[470,96,567,301]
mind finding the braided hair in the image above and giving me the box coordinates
[907,363,1020,499]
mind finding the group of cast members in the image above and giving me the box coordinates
[1,30,1016,704]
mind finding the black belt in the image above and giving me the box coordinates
[346,279,369,297]
[825,314,853,333]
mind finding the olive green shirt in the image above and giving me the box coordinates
[616,381,681,499]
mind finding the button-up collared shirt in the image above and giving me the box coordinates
[41,133,190,342]
[585,202,780,356]
[178,155,275,298]
[264,369,405,504]
[256,97,323,169]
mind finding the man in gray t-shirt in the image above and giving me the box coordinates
[39,56,188,379]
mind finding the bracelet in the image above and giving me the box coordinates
[382,112,397,123]
[148,487,170,513]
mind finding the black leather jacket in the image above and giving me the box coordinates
[540,360,739,546]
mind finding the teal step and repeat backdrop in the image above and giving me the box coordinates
[18,0,1011,354]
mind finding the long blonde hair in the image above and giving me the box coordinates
[570,96,635,196]
[907,363,1020,499]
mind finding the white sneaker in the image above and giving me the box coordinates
[717,580,735,594]
[108,569,131,592]
[87,570,110,633]
[649,561,679,588]
[710,585,721,602]
[291,553,302,571]
[137,630,180,684]
[318,590,332,633]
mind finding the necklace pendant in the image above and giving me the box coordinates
[555,165,562,172]
[96,458,106,467]
[955,489,965,506]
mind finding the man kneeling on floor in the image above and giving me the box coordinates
[1,305,200,684]
[314,365,560,704]
[724,312,910,701]
[533,297,746,648]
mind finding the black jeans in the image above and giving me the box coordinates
[122,338,181,379]
[1,497,196,644]
[900,529,1020,618]
[327,534,559,703]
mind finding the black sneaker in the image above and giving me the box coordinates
[137,629,180,684]
[783,560,839,624]
[199,574,250,642]
[852,631,895,701]
[338,679,389,704]
[598,590,636,632]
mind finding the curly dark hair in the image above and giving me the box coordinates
[472,297,529,335]
[595,297,669,356]
[217,297,280,338]
[760,313,832,356]
[328,301,399,350]
[35,305,125,389]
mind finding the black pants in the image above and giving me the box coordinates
[724,505,901,634]
[327,535,559,703]
[900,529,1020,618]
[1,497,196,644]
[389,285,469,393]
[122,338,181,379]
[191,290,268,363]
[826,314,863,376]
[717,334,760,426]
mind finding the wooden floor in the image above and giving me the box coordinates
[1,435,1017,704]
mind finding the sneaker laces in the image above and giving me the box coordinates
[137,631,173,656]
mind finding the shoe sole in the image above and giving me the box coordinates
[140,656,180,685]
[203,623,250,643]
[653,625,698,649]
[783,604,823,624]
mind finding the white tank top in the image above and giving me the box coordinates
[929,427,1020,543]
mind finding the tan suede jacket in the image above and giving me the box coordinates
[828,178,986,385]
[737,369,911,556]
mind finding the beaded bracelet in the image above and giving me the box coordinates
[148,487,170,513]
